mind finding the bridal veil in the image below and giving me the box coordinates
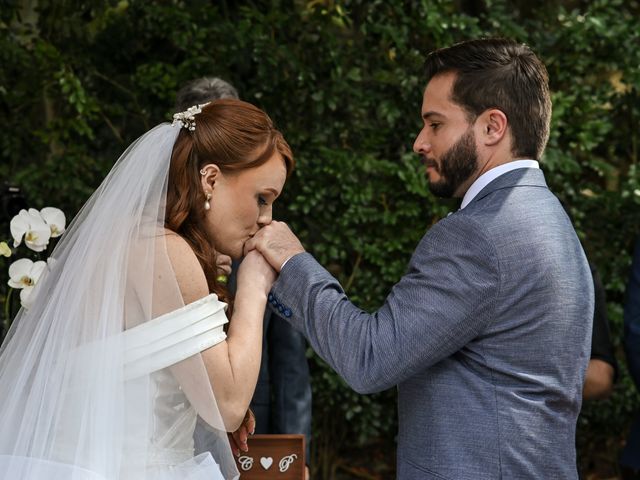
[0,123,239,479]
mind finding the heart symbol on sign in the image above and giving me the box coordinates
[260,457,273,470]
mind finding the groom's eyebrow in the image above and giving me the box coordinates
[422,111,445,120]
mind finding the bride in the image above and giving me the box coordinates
[0,99,294,479]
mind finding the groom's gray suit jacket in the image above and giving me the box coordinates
[269,168,593,479]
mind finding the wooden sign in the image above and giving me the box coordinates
[234,434,305,479]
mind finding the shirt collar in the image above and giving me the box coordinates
[460,160,539,210]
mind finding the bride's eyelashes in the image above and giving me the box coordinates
[258,195,267,206]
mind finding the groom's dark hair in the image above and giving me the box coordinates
[424,38,552,160]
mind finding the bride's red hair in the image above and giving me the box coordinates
[165,99,294,303]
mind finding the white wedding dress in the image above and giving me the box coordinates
[0,294,232,480]
[121,293,228,480]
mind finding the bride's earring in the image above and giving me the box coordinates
[204,192,212,211]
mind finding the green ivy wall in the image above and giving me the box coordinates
[1,1,639,478]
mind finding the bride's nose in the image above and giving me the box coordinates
[257,210,272,228]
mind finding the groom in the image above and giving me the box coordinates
[246,38,593,479]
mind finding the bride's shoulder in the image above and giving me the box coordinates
[161,229,209,303]
[162,229,193,258]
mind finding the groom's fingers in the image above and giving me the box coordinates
[243,236,257,256]
[244,221,305,271]
[244,223,272,254]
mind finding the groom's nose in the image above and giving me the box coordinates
[413,130,431,155]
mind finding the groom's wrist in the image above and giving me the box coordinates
[280,255,294,271]
[279,251,304,271]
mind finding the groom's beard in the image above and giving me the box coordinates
[427,129,479,198]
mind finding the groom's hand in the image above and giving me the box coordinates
[244,221,305,272]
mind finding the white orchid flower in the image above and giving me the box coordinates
[20,285,39,309]
[8,258,47,309]
[0,241,11,257]
[40,207,66,238]
[10,208,51,252]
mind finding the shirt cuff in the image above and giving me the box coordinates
[280,252,304,272]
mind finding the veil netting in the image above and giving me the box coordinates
[0,123,239,479]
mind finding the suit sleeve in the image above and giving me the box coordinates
[269,214,500,394]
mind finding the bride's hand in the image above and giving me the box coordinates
[236,250,276,297]
[228,409,255,456]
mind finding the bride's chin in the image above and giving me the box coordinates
[220,244,243,261]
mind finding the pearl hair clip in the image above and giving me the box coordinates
[172,102,210,132]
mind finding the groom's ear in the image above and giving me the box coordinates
[478,109,508,147]
[199,163,221,191]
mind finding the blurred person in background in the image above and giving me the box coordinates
[621,236,640,479]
